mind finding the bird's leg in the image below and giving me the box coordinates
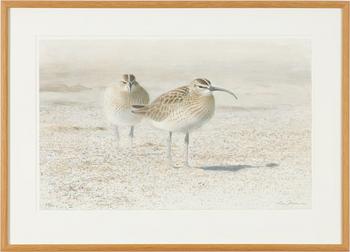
[184,131,190,167]
[129,126,134,145]
[167,131,173,165]
[114,125,120,147]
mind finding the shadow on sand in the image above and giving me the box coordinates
[200,163,278,172]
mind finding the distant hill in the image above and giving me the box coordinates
[40,84,90,92]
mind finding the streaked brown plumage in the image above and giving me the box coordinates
[133,78,237,166]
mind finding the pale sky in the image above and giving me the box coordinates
[39,38,311,90]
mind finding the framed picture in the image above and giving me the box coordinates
[1,0,349,251]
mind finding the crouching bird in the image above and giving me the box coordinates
[104,74,149,145]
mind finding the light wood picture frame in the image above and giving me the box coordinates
[1,1,349,251]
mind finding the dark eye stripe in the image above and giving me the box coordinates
[202,79,211,86]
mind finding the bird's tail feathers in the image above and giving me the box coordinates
[132,105,149,115]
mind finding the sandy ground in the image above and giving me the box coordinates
[40,87,311,210]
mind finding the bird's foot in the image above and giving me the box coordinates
[129,137,134,147]
[167,158,179,168]
[184,161,191,168]
[167,159,174,167]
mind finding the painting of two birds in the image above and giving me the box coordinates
[104,74,237,167]
[40,39,311,209]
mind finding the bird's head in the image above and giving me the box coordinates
[120,74,139,93]
[191,78,238,99]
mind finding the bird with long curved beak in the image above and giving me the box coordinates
[104,74,150,145]
[132,78,237,166]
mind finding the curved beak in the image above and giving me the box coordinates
[209,86,238,100]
